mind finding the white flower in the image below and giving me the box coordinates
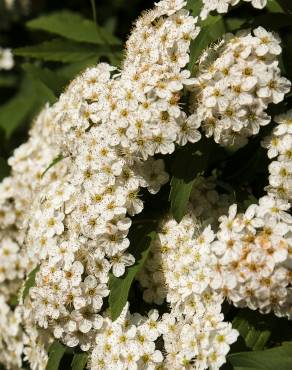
[257,73,291,104]
[269,161,291,187]
[0,47,14,70]
[82,275,109,310]
[138,158,169,195]
[111,252,135,277]
[122,184,143,216]
[62,261,84,288]
[261,109,292,202]
[258,196,292,223]
[156,0,187,15]
[213,324,239,354]
[139,310,160,341]
[249,0,266,8]
[71,307,103,333]
[253,27,282,56]
[43,211,65,238]
[48,240,79,269]
[200,0,267,19]
[274,110,292,135]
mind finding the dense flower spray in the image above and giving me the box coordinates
[188,28,290,148]
[262,110,292,201]
[0,0,291,369]
[200,0,267,19]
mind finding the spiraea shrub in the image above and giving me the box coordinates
[0,0,292,369]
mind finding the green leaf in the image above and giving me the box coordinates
[26,10,121,45]
[232,310,271,351]
[186,0,202,16]
[8,294,19,307]
[104,17,117,34]
[22,64,67,95]
[0,67,57,139]
[267,0,285,12]
[29,82,57,124]
[34,79,57,105]
[275,0,292,13]
[46,341,66,370]
[0,74,17,88]
[58,56,99,81]
[229,342,292,370]
[188,15,225,75]
[225,18,246,32]
[26,71,57,112]
[42,154,66,178]
[169,177,196,224]
[71,353,88,370]
[14,39,98,63]
[169,141,210,223]
[0,157,10,180]
[0,64,60,139]
[109,224,157,321]
[22,265,40,301]
[0,79,36,139]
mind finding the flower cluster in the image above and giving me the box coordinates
[21,301,54,370]
[160,311,238,369]
[90,292,238,370]
[0,104,64,369]
[140,190,292,322]
[0,297,23,370]
[0,234,28,300]
[0,236,27,284]
[137,176,233,304]
[200,0,267,19]
[188,27,291,148]
[0,0,291,369]
[0,0,201,367]
[0,104,65,369]
[0,47,14,70]
[90,304,163,370]
[262,110,292,202]
[138,209,239,368]
[212,197,292,318]
[15,0,201,361]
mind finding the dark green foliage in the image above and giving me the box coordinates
[169,140,211,222]
[228,341,292,370]
[26,10,121,45]
[71,353,88,370]
[46,341,66,370]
